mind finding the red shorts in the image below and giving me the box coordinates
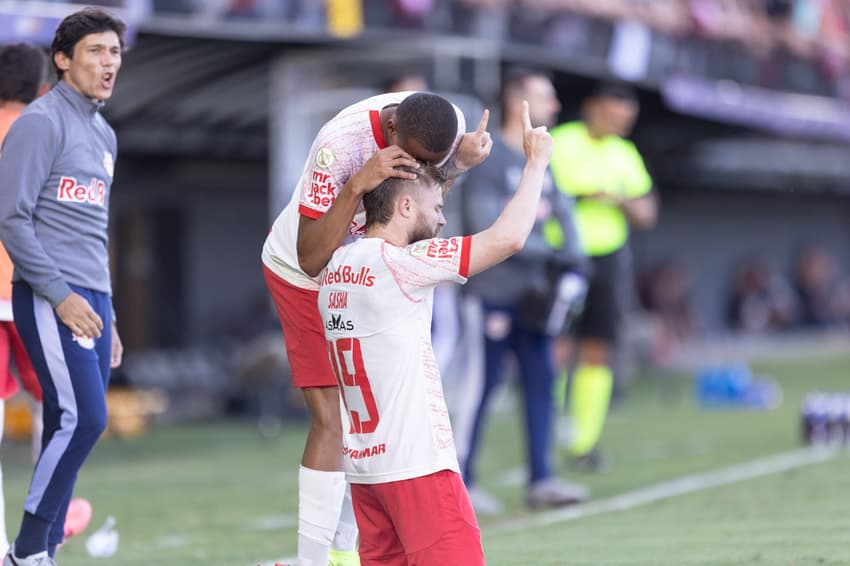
[262,265,337,389]
[0,320,42,401]
[351,470,485,566]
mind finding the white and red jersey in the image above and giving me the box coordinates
[262,92,466,290]
[318,236,472,484]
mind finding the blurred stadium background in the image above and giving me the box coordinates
[1,1,849,564]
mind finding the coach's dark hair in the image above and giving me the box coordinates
[500,66,552,124]
[0,44,48,104]
[394,93,458,158]
[587,80,637,103]
[51,8,126,80]
[364,165,442,229]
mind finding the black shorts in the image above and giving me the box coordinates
[575,248,630,342]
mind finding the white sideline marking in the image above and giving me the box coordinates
[253,448,839,564]
[490,447,839,534]
[243,514,298,532]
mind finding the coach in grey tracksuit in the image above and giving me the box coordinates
[0,9,125,563]
[452,68,589,512]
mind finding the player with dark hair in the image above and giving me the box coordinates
[454,67,589,514]
[263,91,491,565]
[0,41,50,558]
[318,101,549,565]
[0,8,126,565]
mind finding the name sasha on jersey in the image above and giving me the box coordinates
[327,291,348,310]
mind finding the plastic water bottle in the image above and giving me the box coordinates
[544,273,587,337]
[86,516,119,558]
[826,395,847,446]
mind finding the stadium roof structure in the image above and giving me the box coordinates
[104,34,274,159]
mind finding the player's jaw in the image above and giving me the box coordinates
[408,211,443,243]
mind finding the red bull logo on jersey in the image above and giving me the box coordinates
[321,265,376,288]
[57,176,106,207]
[307,171,335,208]
[344,443,386,460]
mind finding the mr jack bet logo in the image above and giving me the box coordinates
[308,170,335,208]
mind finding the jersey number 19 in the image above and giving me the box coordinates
[327,338,379,434]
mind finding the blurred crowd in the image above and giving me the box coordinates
[144,1,850,72]
[638,244,850,358]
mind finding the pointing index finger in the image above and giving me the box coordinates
[522,100,532,132]
[476,109,490,135]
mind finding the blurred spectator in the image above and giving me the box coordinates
[381,73,428,93]
[454,67,588,514]
[550,81,658,473]
[792,245,850,328]
[727,257,796,332]
[638,260,697,366]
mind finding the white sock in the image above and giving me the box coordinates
[331,483,358,552]
[298,466,346,566]
[0,400,9,555]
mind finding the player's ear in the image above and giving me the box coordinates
[398,194,414,219]
[54,51,71,74]
[385,116,398,144]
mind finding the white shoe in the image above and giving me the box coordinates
[3,545,56,566]
[466,485,504,516]
[526,477,589,509]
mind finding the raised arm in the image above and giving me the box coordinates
[297,145,419,277]
[439,109,493,188]
[467,101,552,277]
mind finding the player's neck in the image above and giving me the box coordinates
[364,224,408,247]
[0,101,27,114]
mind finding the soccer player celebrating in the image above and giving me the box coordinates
[317,101,550,564]
[262,92,491,565]
[0,9,125,565]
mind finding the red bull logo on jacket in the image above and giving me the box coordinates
[57,176,106,207]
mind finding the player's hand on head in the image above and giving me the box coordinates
[522,100,553,166]
[55,292,104,339]
[453,109,493,172]
[351,145,420,196]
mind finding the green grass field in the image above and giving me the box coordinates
[2,354,848,565]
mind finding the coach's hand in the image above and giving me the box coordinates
[453,109,493,172]
[350,145,420,196]
[111,321,123,368]
[55,292,103,339]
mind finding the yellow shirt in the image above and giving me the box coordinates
[550,121,652,256]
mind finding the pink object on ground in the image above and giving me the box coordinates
[63,498,93,539]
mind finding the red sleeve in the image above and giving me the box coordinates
[298,204,324,220]
[459,235,472,278]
